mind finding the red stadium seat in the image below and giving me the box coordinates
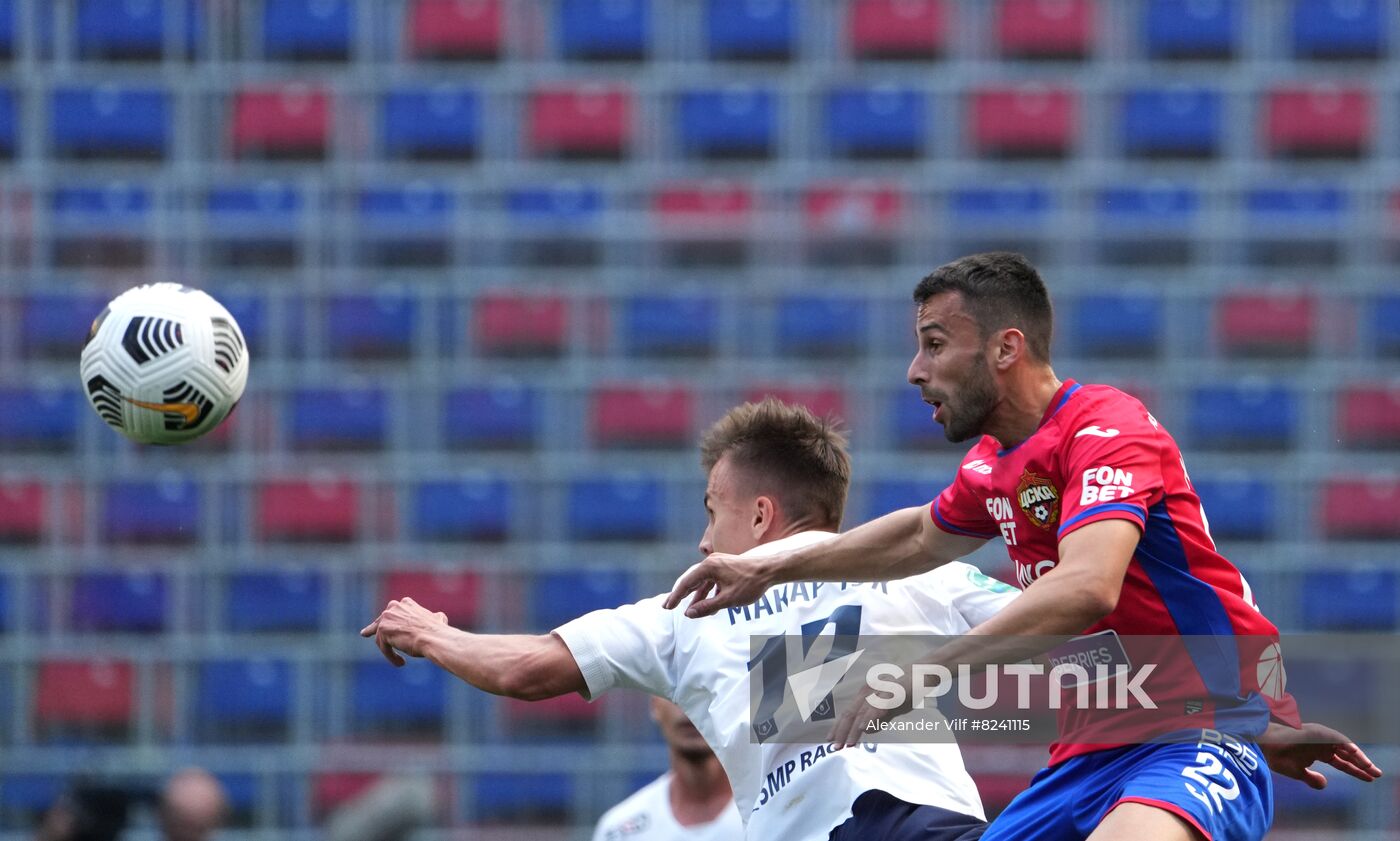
[34,659,134,731]
[744,385,847,423]
[256,479,360,542]
[653,182,754,233]
[592,384,694,448]
[995,0,1095,59]
[380,570,482,627]
[1320,477,1400,540]
[1337,385,1400,449]
[473,293,569,356]
[1265,85,1372,159]
[803,182,903,235]
[0,480,44,544]
[407,0,502,60]
[971,86,1077,158]
[503,693,601,729]
[1217,291,1316,356]
[847,0,947,60]
[230,85,330,160]
[313,772,382,819]
[527,86,631,159]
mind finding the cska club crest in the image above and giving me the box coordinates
[1016,470,1060,530]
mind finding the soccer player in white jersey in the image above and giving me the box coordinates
[591,698,742,841]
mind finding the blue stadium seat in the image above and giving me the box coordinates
[0,0,14,59]
[507,184,604,228]
[1122,87,1221,157]
[70,571,167,633]
[23,293,109,358]
[1070,294,1163,356]
[864,480,937,521]
[1096,185,1198,239]
[196,659,294,737]
[1246,185,1347,229]
[325,292,417,359]
[532,570,634,630]
[0,388,79,452]
[0,775,64,819]
[622,295,719,356]
[0,86,16,159]
[1292,0,1386,59]
[411,477,513,541]
[568,477,665,540]
[287,388,388,450]
[442,385,539,449]
[351,658,447,732]
[677,88,776,159]
[1301,569,1397,630]
[207,182,304,235]
[50,86,169,159]
[1143,0,1238,59]
[473,773,572,822]
[1192,476,1276,540]
[950,184,1054,232]
[51,184,152,237]
[225,570,326,633]
[357,185,454,266]
[888,389,949,449]
[825,86,925,158]
[381,86,480,160]
[706,0,796,60]
[776,296,868,356]
[262,0,353,61]
[75,0,202,60]
[559,0,650,60]
[1188,385,1298,450]
[1374,296,1400,355]
[209,288,268,352]
[0,573,10,632]
[103,477,201,543]
[215,773,259,819]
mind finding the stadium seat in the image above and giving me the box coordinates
[1188,384,1297,450]
[75,0,201,60]
[1375,296,1400,356]
[1142,0,1239,59]
[1320,477,1400,540]
[558,0,649,60]
[411,478,513,541]
[102,477,201,543]
[204,183,305,268]
[313,773,382,819]
[210,289,268,353]
[256,479,360,542]
[231,85,331,160]
[804,182,903,265]
[473,293,569,357]
[0,86,16,159]
[1216,291,1315,357]
[407,0,502,60]
[0,388,79,452]
[568,476,665,540]
[442,384,539,449]
[1300,569,1397,630]
[1192,476,1275,540]
[381,86,480,161]
[23,293,109,358]
[1121,87,1221,158]
[1337,385,1400,448]
[621,295,719,357]
[50,184,152,268]
[1070,294,1163,357]
[506,182,606,266]
[676,87,776,160]
[381,570,482,626]
[532,570,634,630]
[1292,0,1386,59]
[261,0,353,61]
[0,480,44,544]
[706,0,797,61]
[593,385,693,448]
[287,388,388,451]
[325,291,417,359]
[50,86,169,159]
[775,296,868,357]
[847,0,946,60]
[0,775,65,822]
[995,0,1095,60]
[950,183,1054,258]
[502,692,601,737]
[473,773,572,822]
[351,659,447,734]
[33,659,135,734]
[527,86,631,159]
[970,86,1076,158]
[825,86,925,158]
[1265,85,1372,158]
[70,571,167,633]
[744,386,846,423]
[225,570,326,633]
[1095,184,1198,265]
[864,479,937,521]
[0,0,14,59]
[357,185,454,267]
[889,388,952,449]
[195,659,294,739]
[653,182,754,266]
[1245,185,1347,266]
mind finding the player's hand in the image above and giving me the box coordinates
[360,598,449,667]
[663,552,780,617]
[829,676,915,749]
[1261,721,1383,789]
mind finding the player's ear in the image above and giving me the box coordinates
[992,327,1027,370]
[751,494,776,539]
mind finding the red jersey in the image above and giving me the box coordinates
[932,380,1300,764]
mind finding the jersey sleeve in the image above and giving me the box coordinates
[552,594,678,701]
[942,563,1021,629]
[930,462,999,541]
[1057,409,1166,540]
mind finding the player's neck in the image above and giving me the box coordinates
[985,368,1063,450]
[667,752,732,827]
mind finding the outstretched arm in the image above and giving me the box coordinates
[361,597,586,701]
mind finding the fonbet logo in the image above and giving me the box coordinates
[1016,470,1060,530]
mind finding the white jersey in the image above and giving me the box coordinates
[554,531,1020,841]
[591,773,743,841]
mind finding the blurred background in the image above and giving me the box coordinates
[0,0,1397,838]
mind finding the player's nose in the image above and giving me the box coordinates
[907,354,927,385]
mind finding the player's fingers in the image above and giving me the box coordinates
[1328,752,1381,782]
[359,618,380,637]
[1335,743,1383,778]
[663,565,710,610]
[684,587,729,619]
[375,630,405,667]
[435,611,448,623]
[1301,768,1328,790]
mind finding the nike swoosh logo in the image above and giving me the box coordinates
[123,397,201,425]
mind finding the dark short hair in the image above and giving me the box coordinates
[912,252,1054,361]
[700,398,850,530]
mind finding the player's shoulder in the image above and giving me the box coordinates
[1054,382,1158,439]
[910,560,1018,598]
[594,774,670,840]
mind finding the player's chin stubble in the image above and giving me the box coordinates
[942,359,999,443]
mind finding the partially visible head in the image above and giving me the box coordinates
[651,697,713,761]
[907,252,1054,442]
[159,769,227,841]
[698,399,850,556]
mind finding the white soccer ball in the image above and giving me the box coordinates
[80,283,248,445]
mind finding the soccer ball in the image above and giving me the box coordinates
[80,283,248,445]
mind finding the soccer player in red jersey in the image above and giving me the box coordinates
[665,253,1381,841]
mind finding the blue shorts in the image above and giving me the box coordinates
[829,789,987,841]
[981,731,1272,841]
